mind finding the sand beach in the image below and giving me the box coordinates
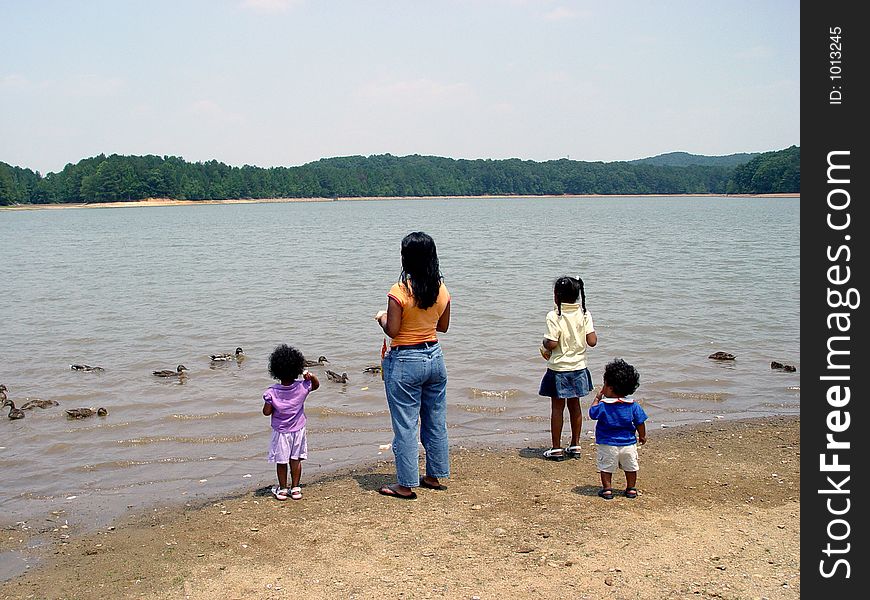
[0,416,799,599]
[0,193,799,211]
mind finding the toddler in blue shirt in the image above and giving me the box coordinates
[589,358,647,500]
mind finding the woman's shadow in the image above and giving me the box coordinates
[351,472,394,492]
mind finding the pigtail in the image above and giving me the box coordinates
[577,276,587,313]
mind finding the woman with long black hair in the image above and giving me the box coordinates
[374,232,451,499]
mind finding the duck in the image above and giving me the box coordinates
[4,399,25,420]
[363,364,383,374]
[708,352,736,361]
[210,347,245,362]
[70,364,106,373]
[304,356,329,367]
[0,384,7,402]
[65,407,108,419]
[153,365,188,377]
[21,398,60,410]
[325,370,349,383]
[771,361,797,372]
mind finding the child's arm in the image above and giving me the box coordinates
[262,401,273,416]
[542,338,558,350]
[588,392,603,419]
[585,311,597,347]
[636,422,646,445]
[304,371,320,391]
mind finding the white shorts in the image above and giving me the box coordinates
[596,443,639,473]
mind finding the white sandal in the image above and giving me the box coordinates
[271,485,289,501]
[565,445,581,458]
[543,448,565,460]
[289,486,303,500]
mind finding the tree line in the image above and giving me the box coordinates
[0,146,799,206]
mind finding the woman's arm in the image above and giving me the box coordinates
[377,297,403,338]
[436,301,451,333]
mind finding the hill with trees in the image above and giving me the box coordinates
[630,151,760,168]
[0,147,799,206]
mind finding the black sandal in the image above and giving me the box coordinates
[378,485,417,500]
[598,487,614,500]
[624,487,638,499]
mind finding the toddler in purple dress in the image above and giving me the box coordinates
[263,344,320,500]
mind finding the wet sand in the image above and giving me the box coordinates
[0,193,799,211]
[0,416,799,599]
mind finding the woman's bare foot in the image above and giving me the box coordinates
[420,476,447,490]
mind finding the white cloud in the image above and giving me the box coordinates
[542,6,583,21]
[0,73,122,98]
[188,99,246,124]
[65,74,125,98]
[239,0,300,13]
[354,78,475,109]
[734,45,775,60]
[0,74,36,91]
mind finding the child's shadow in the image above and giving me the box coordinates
[352,472,394,492]
[571,484,604,497]
[518,446,568,462]
[253,486,274,497]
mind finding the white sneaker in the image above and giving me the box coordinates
[271,485,289,500]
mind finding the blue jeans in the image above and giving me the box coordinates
[382,343,449,488]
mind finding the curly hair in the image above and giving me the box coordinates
[603,358,640,397]
[400,231,443,309]
[268,344,305,382]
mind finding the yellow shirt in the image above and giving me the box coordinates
[388,281,450,347]
[544,304,595,371]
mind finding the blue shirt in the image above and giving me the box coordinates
[588,397,648,446]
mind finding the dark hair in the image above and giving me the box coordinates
[603,358,640,397]
[554,276,587,315]
[268,344,305,382]
[400,232,443,309]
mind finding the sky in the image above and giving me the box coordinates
[0,0,800,174]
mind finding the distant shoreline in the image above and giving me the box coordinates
[0,192,799,211]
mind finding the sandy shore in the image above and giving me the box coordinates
[0,193,799,211]
[0,416,799,599]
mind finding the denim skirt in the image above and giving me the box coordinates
[538,368,593,399]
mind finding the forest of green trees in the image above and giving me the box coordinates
[0,146,799,206]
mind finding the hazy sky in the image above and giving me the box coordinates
[1,0,799,174]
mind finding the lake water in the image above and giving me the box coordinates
[0,196,799,534]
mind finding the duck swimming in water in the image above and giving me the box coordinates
[3,399,25,420]
[303,356,329,367]
[363,364,382,374]
[708,352,736,361]
[65,407,108,419]
[153,365,188,377]
[21,398,60,410]
[0,384,7,402]
[70,364,106,373]
[211,348,245,362]
[325,370,349,383]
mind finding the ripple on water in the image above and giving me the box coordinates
[664,391,730,402]
[115,434,252,446]
[469,387,521,399]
